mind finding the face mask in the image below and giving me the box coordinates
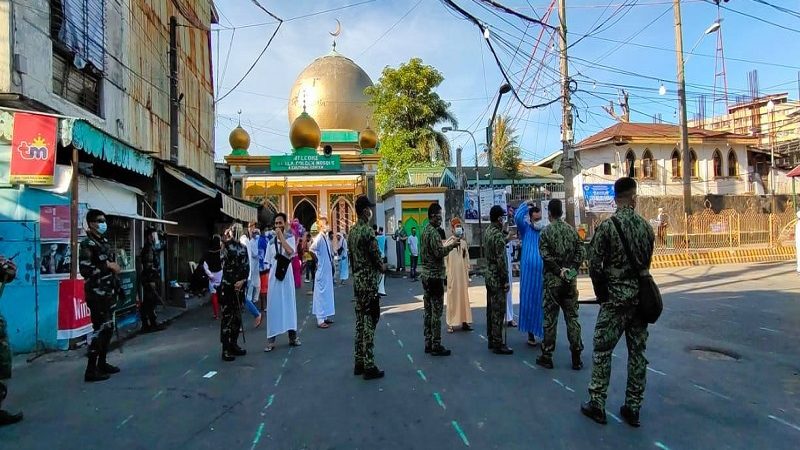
[367,210,373,221]
[97,222,108,235]
[532,220,545,231]
[454,226,464,237]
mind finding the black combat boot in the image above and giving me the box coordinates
[424,342,432,354]
[620,404,641,427]
[221,343,236,362]
[430,345,452,357]
[493,345,514,355]
[353,363,364,376]
[0,410,23,426]
[98,352,120,374]
[571,351,583,370]
[362,366,385,380]
[535,355,554,369]
[231,344,247,356]
[84,355,110,382]
[581,401,608,425]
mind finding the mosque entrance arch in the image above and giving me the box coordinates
[330,195,355,235]
[292,195,317,233]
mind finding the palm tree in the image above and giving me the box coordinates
[491,115,522,182]
[412,109,458,165]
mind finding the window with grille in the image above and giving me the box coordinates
[671,149,682,179]
[106,216,135,272]
[689,149,699,178]
[712,149,723,178]
[728,150,739,177]
[642,149,655,180]
[50,0,104,115]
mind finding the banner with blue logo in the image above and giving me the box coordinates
[583,184,616,213]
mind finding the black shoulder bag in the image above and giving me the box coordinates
[273,237,291,282]
[610,217,663,324]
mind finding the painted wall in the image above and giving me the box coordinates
[574,143,774,196]
[0,186,70,353]
[381,192,445,269]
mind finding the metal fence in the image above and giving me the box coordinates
[644,206,797,255]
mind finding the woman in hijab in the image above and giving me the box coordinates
[203,235,223,319]
[337,231,349,285]
[291,219,303,289]
[445,217,473,332]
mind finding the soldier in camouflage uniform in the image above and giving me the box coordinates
[483,205,513,355]
[536,198,585,370]
[419,202,461,356]
[581,177,654,428]
[0,255,22,425]
[80,209,122,382]
[220,223,250,362]
[348,195,387,380]
[139,227,167,333]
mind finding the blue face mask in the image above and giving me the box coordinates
[97,222,108,235]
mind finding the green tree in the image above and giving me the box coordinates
[491,115,522,183]
[365,58,457,193]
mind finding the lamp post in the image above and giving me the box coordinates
[487,83,512,192]
[443,126,484,260]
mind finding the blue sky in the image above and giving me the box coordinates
[211,0,800,165]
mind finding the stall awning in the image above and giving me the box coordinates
[63,119,154,176]
[221,194,258,223]
[108,213,178,226]
[163,165,218,197]
[80,176,140,217]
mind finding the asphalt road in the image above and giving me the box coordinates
[2,262,799,450]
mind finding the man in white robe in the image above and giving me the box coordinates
[264,213,299,351]
[311,218,335,328]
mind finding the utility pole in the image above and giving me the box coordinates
[169,16,179,164]
[674,0,692,214]
[69,145,79,280]
[558,0,576,226]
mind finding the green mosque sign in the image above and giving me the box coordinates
[270,154,341,172]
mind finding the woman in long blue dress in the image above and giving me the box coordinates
[514,201,545,346]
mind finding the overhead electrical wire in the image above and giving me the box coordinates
[702,0,800,34]
[748,0,800,20]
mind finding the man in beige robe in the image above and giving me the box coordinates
[445,218,473,332]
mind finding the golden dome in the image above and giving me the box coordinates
[289,111,321,149]
[288,51,374,131]
[229,126,250,151]
[359,126,378,149]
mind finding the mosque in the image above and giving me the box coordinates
[225,43,382,234]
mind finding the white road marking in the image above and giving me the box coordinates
[768,415,800,433]
[117,415,134,429]
[151,390,164,401]
[181,369,192,378]
[693,384,731,401]
[759,327,780,334]
[203,371,217,379]
[473,361,486,373]
[606,411,622,423]
[647,367,667,376]
[478,334,487,341]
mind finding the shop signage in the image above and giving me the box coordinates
[57,279,93,340]
[270,154,340,172]
[116,271,138,312]
[9,112,58,185]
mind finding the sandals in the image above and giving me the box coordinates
[264,345,275,352]
[317,323,330,329]
[290,339,302,347]
[447,327,455,333]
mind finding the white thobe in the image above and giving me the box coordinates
[266,235,298,338]
[505,241,515,322]
[310,233,335,324]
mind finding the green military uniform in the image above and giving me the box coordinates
[482,222,508,348]
[79,234,121,377]
[0,278,11,382]
[348,217,384,370]
[419,223,460,350]
[587,205,654,413]
[539,219,585,361]
[220,240,249,351]
[139,240,165,329]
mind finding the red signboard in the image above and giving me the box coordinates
[57,279,93,340]
[9,112,57,185]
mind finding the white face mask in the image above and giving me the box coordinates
[454,226,464,237]
[532,220,545,231]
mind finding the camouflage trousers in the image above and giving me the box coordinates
[354,290,379,369]
[541,281,583,358]
[86,295,114,359]
[219,285,242,347]
[485,285,506,348]
[0,313,11,380]
[588,303,649,412]
[422,278,444,348]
